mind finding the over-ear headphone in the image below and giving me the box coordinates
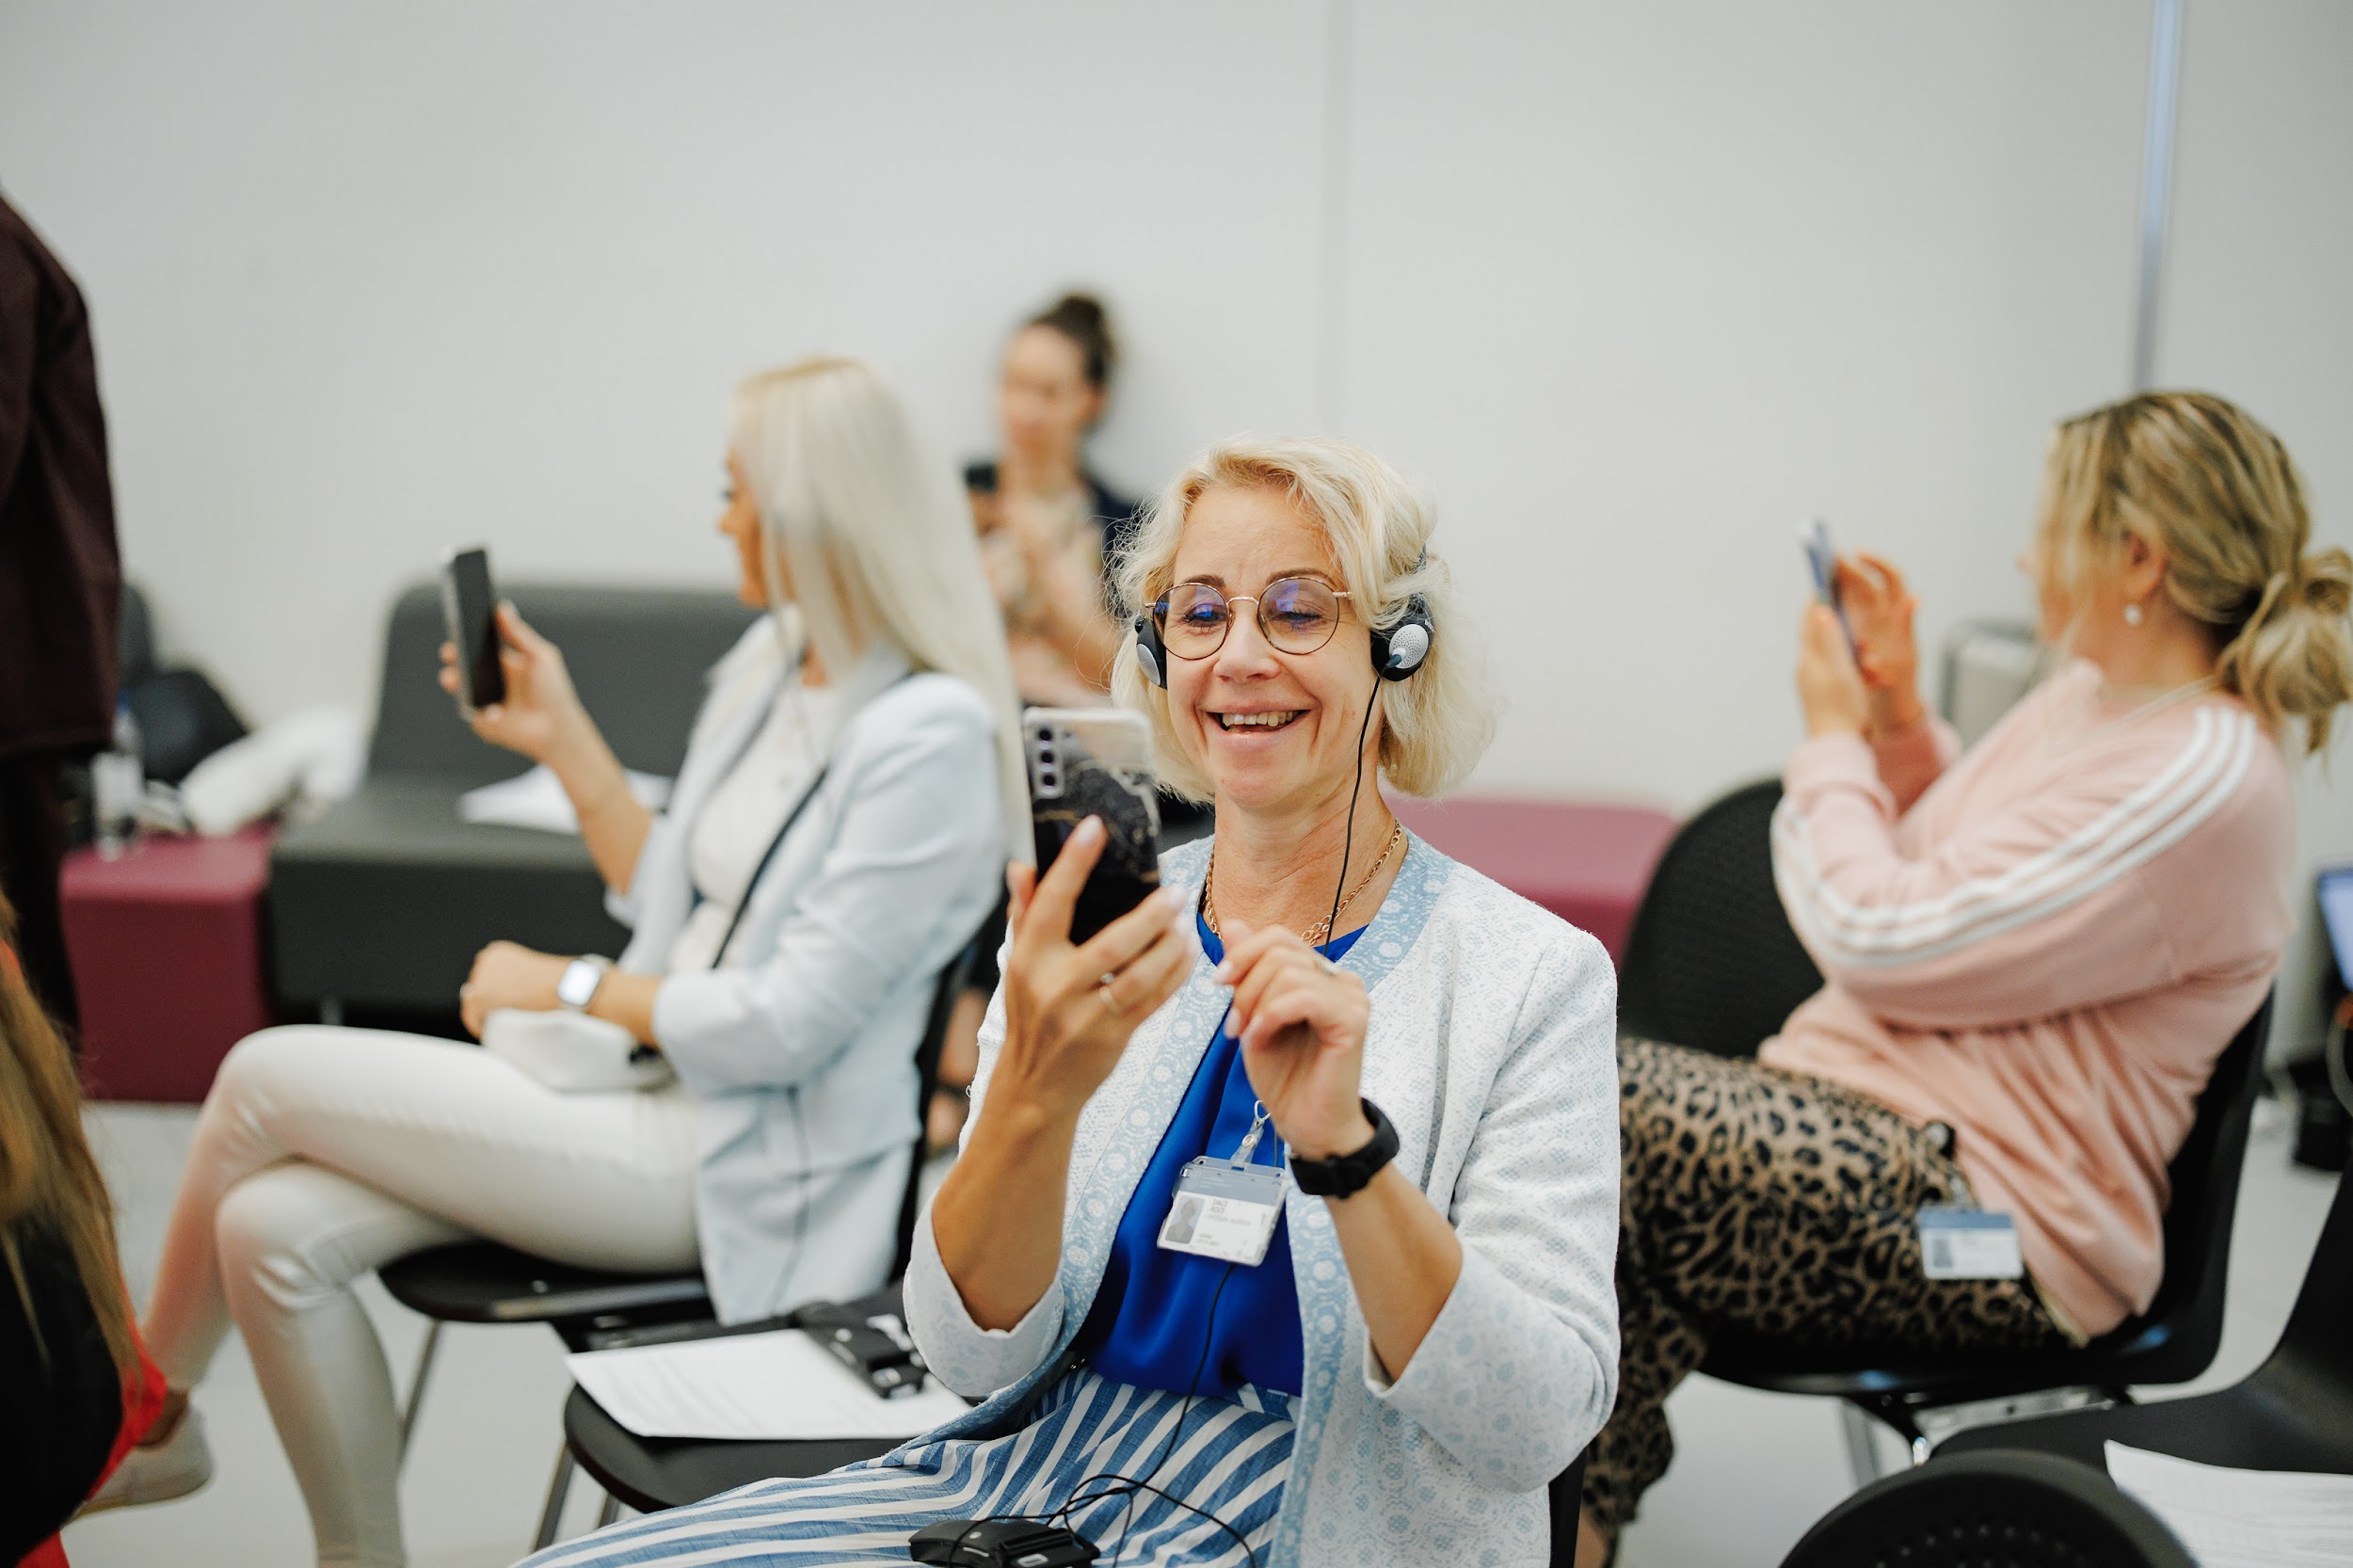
[1371,595,1434,682]
[1131,593,1434,688]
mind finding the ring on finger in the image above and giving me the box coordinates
[1096,981,1120,1014]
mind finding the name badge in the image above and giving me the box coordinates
[1918,1206,2025,1281]
[1159,1157,1286,1267]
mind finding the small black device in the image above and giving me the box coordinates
[908,1519,1100,1567]
[1132,593,1433,689]
[795,1300,924,1399]
[1288,1097,1401,1198]
[440,546,505,713]
[1026,707,1160,945]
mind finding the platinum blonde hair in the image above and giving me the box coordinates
[729,358,1027,853]
[1111,434,1501,801]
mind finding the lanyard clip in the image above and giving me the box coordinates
[1231,1101,1272,1167]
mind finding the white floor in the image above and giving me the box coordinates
[60,1100,2340,1568]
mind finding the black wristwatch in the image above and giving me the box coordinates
[1289,1099,1400,1198]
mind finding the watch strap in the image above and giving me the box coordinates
[1289,1098,1400,1198]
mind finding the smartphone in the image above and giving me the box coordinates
[1798,518,1856,652]
[440,546,505,714]
[1025,706,1160,945]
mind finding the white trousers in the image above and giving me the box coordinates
[143,1026,709,1568]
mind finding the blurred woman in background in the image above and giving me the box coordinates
[964,291,1139,710]
[101,358,1019,1568]
[935,293,1158,1151]
[1586,391,2353,1564]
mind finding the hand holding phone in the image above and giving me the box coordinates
[1026,708,1160,944]
[436,583,587,764]
[987,711,1191,1122]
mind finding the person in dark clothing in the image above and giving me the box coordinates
[1,904,166,1568]
[0,193,122,1032]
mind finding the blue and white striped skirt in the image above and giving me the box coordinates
[518,1368,1296,1568]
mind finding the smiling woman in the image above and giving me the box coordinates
[519,437,1620,1568]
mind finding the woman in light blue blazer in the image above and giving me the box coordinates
[524,435,1621,1568]
[112,359,1023,1568]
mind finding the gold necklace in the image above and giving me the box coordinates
[1203,824,1405,948]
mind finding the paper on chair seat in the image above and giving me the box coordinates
[2105,1442,2353,1568]
[567,1328,971,1441]
[459,765,671,834]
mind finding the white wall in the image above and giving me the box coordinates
[2159,0,2353,1057]
[2,0,2346,1032]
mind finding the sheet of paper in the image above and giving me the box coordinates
[458,764,670,834]
[567,1328,971,1441]
[2105,1442,2353,1568]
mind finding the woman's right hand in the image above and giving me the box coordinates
[1834,552,1926,735]
[991,817,1193,1125]
[439,602,589,763]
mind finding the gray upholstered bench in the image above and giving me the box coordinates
[268,582,756,1018]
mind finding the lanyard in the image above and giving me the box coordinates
[699,668,910,968]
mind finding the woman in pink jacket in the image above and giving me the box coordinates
[1579,391,2353,1565]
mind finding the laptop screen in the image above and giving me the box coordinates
[2320,865,2353,992]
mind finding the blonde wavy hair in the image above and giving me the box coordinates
[1110,435,1501,801]
[2039,391,2353,753]
[728,358,1027,852]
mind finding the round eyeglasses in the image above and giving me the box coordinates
[1153,577,1353,660]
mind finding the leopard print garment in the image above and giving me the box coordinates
[1584,1037,2072,1540]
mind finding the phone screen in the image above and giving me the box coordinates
[1799,519,1857,652]
[1799,519,1840,607]
[441,547,505,712]
[1026,707,1161,945]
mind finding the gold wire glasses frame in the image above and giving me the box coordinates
[1153,577,1353,659]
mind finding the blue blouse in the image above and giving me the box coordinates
[1073,916,1364,1400]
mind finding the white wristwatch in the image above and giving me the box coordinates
[555,955,612,1013]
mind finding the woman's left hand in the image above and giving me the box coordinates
[459,940,567,1037]
[1216,923,1376,1160]
[1796,602,1870,740]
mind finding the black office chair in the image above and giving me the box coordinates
[1616,779,2276,1479]
[1704,995,2272,1478]
[566,1349,1593,1568]
[1614,778,1821,1058]
[1776,1449,2195,1568]
[1937,1154,2353,1477]
[382,955,968,1544]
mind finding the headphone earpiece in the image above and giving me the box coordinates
[1370,594,1434,681]
[1133,613,1168,689]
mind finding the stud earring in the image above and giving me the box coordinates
[2123,602,2145,626]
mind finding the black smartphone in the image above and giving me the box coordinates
[440,546,505,714]
[1025,707,1160,945]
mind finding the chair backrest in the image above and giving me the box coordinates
[1615,778,1823,1058]
[2093,994,2271,1378]
[369,581,759,784]
[889,952,973,1280]
[2262,1138,2353,1395]
[1779,1449,2195,1568]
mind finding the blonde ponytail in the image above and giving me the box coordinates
[2218,545,2353,752]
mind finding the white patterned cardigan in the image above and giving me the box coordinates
[904,832,1622,1568]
